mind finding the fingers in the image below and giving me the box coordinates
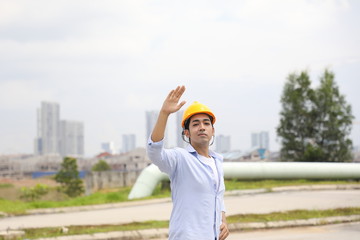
[219,223,229,240]
[178,100,186,108]
[175,85,186,98]
[169,85,185,100]
[162,86,186,114]
[175,100,186,111]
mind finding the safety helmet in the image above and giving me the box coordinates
[181,101,216,128]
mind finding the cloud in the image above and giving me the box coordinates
[0,0,359,155]
[0,80,53,109]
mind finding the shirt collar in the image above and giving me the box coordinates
[186,144,221,161]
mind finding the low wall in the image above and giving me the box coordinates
[84,170,141,195]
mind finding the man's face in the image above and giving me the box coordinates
[184,113,214,146]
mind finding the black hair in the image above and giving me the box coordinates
[183,114,213,130]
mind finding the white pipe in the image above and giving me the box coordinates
[223,162,360,179]
[128,162,360,199]
[128,164,168,200]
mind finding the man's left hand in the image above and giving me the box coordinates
[219,222,229,240]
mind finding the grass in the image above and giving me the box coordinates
[0,187,132,215]
[0,183,13,188]
[0,179,358,215]
[0,185,170,215]
[21,220,169,239]
[7,207,360,240]
[224,179,359,191]
[226,207,360,223]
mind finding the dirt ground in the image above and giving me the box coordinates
[0,177,61,201]
[0,177,59,188]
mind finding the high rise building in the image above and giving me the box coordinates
[251,133,257,148]
[145,111,158,142]
[216,135,231,153]
[251,131,269,149]
[34,101,84,156]
[34,101,60,155]
[101,141,116,154]
[176,110,185,148]
[145,111,168,147]
[122,134,136,153]
[60,120,84,157]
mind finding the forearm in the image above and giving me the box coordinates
[151,111,170,142]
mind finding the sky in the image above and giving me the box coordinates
[0,0,359,157]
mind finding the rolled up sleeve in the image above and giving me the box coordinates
[147,137,178,176]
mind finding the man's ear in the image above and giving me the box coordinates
[184,129,190,138]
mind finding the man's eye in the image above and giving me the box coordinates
[193,123,198,126]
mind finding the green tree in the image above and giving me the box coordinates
[312,69,354,162]
[55,157,84,197]
[277,69,354,162]
[92,159,111,172]
[276,71,316,161]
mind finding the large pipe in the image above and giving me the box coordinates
[128,164,168,200]
[128,162,360,199]
[223,162,360,179]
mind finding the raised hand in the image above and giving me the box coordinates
[161,85,186,115]
[151,85,186,142]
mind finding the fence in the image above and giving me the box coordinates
[84,170,141,195]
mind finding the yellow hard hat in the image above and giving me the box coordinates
[181,101,216,128]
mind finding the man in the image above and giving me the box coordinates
[147,85,229,240]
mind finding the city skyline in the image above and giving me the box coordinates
[1,97,359,157]
[34,101,84,157]
[33,101,238,157]
[251,131,270,150]
[34,101,60,155]
[59,120,84,157]
[216,135,231,153]
[0,1,359,156]
[122,134,136,153]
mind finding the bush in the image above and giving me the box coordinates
[92,159,111,172]
[20,184,49,202]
